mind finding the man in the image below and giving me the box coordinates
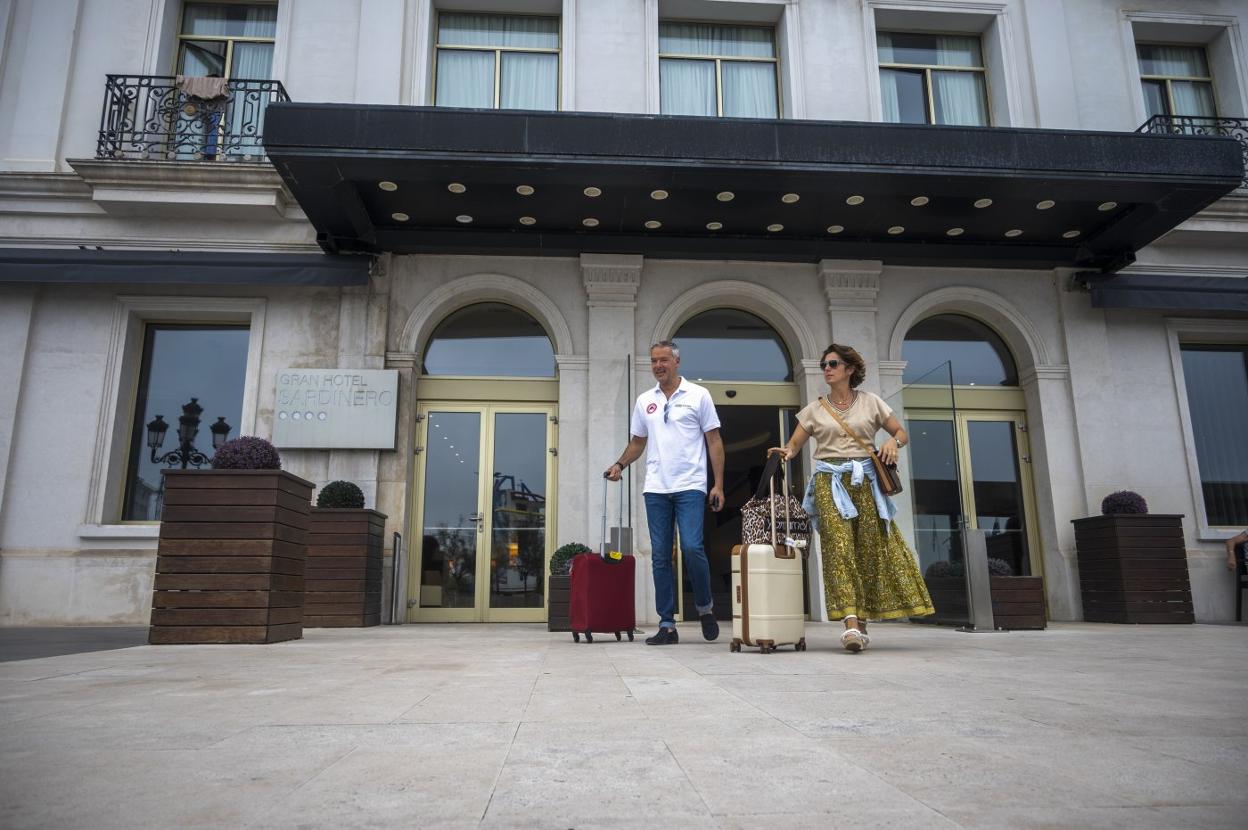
[604,340,725,645]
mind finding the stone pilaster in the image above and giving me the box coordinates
[821,259,883,394]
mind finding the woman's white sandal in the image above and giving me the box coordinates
[840,629,865,653]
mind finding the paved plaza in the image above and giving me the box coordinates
[1,621,1245,829]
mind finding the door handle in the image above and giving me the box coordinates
[469,512,485,533]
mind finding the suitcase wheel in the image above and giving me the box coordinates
[585,632,593,643]
[627,631,634,642]
[796,638,807,652]
[573,632,580,643]
[729,639,741,653]
[615,632,622,641]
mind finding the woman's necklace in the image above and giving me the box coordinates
[827,390,855,411]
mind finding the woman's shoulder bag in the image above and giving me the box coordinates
[817,396,904,496]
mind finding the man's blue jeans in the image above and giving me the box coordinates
[644,490,713,630]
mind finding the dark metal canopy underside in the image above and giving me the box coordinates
[264,104,1244,270]
[0,249,370,285]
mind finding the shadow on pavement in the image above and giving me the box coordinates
[0,627,149,662]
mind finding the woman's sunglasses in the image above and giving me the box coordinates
[819,359,843,370]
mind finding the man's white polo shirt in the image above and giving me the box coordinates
[629,377,721,494]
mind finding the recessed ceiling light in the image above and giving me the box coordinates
[766,223,784,232]
[827,225,844,234]
[888,226,905,235]
[716,191,735,202]
[781,193,800,204]
[1005,229,1023,237]
[582,217,599,227]
[946,227,965,237]
[584,186,602,197]
[391,212,409,222]
[1062,229,1081,239]
[516,185,535,196]
[447,183,466,194]
[644,220,661,229]
[706,221,723,230]
[974,198,993,208]
[378,181,398,192]
[1098,201,1118,211]
[650,190,669,200]
[455,214,472,223]
[1036,199,1055,210]
[846,195,865,206]
[910,196,929,207]
[519,216,536,225]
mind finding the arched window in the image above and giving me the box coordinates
[422,302,555,377]
[903,314,1018,386]
[672,308,793,382]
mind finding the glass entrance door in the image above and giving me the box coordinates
[411,403,555,622]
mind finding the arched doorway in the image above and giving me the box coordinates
[669,308,806,620]
[410,302,558,623]
[900,314,1041,581]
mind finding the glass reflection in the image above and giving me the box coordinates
[490,413,547,609]
[1180,346,1248,526]
[908,419,963,574]
[968,421,1029,576]
[419,412,481,608]
[123,325,248,520]
[423,303,555,377]
[903,314,1018,386]
[673,308,792,382]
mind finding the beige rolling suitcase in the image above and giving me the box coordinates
[730,453,807,653]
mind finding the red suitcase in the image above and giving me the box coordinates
[570,552,635,642]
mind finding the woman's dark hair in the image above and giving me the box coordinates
[822,343,867,389]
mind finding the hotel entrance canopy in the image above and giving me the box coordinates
[264,105,1243,271]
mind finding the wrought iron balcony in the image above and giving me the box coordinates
[96,74,289,162]
[1137,115,1248,188]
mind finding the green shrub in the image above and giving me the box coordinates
[550,542,591,576]
[317,480,365,509]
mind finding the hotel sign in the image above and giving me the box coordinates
[272,369,399,449]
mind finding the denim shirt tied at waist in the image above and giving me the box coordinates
[802,459,898,535]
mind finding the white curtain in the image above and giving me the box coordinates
[935,36,981,68]
[933,71,989,125]
[232,42,273,79]
[182,4,276,38]
[436,50,495,108]
[660,59,715,116]
[880,68,929,123]
[501,52,557,110]
[1138,45,1209,78]
[721,61,777,118]
[1171,81,1216,117]
[659,23,774,58]
[439,13,558,49]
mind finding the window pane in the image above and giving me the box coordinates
[436,50,495,108]
[660,23,774,58]
[231,41,273,78]
[721,61,778,118]
[1137,44,1209,77]
[903,315,1018,386]
[932,70,989,125]
[968,421,1030,576]
[1180,346,1248,526]
[660,59,716,116]
[1141,79,1168,118]
[182,3,277,38]
[438,13,559,49]
[673,308,792,382]
[878,32,982,67]
[123,326,249,521]
[500,52,558,110]
[490,413,548,609]
[1171,81,1216,117]
[423,303,555,377]
[178,40,227,76]
[880,68,928,123]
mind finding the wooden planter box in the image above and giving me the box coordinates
[304,508,386,627]
[1073,514,1193,624]
[924,574,1046,630]
[150,469,314,645]
[548,574,571,631]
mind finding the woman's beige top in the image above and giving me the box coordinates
[795,390,894,460]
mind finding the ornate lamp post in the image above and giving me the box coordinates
[146,398,232,469]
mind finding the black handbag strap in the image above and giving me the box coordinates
[753,451,783,501]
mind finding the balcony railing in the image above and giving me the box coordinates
[96,74,289,162]
[1137,114,1248,188]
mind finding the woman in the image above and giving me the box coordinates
[770,343,934,652]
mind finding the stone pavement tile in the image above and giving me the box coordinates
[0,746,349,830]
[622,676,772,720]
[484,735,714,826]
[243,744,507,830]
[1012,693,1248,738]
[940,805,1171,830]
[1145,805,1248,829]
[394,680,535,723]
[211,720,515,751]
[713,805,962,830]
[522,691,648,722]
[1124,735,1248,773]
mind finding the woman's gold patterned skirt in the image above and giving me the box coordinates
[814,471,935,621]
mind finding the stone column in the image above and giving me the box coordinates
[381,348,419,623]
[581,254,644,618]
[0,287,35,540]
[820,259,883,393]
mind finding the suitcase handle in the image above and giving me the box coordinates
[599,477,626,562]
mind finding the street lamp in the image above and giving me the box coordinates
[146,397,231,469]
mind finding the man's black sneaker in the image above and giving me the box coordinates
[700,613,720,642]
[645,627,679,645]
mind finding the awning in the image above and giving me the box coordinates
[1089,272,1248,311]
[263,104,1244,269]
[0,249,372,285]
